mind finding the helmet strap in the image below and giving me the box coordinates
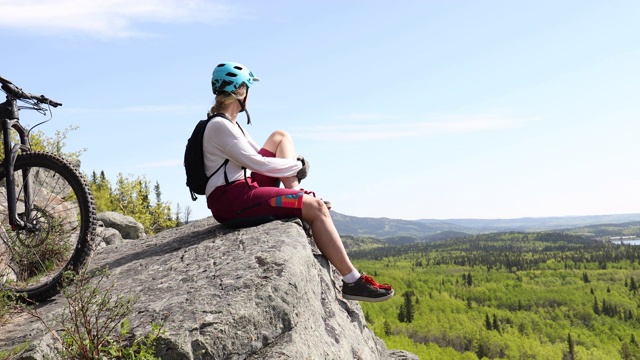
[244,107,252,125]
[237,89,251,125]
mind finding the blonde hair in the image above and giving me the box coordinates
[209,84,247,115]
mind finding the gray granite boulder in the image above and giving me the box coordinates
[97,211,146,240]
[95,221,125,248]
[0,217,417,359]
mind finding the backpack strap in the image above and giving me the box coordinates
[208,159,229,181]
[193,158,230,201]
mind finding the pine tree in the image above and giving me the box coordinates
[485,314,492,330]
[630,277,639,293]
[396,291,415,323]
[626,309,634,322]
[621,342,634,360]
[397,304,406,323]
[402,291,415,323]
[383,320,391,336]
[149,181,176,233]
[90,170,114,213]
[476,341,488,360]
[567,333,576,360]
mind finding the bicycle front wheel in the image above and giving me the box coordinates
[0,151,96,302]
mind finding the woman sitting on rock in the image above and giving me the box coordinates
[203,62,393,302]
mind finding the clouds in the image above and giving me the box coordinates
[293,113,532,142]
[0,0,234,38]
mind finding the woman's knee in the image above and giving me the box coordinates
[269,129,291,142]
[301,196,329,222]
[263,130,293,154]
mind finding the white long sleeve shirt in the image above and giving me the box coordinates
[203,115,302,196]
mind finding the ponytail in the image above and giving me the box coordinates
[208,84,247,116]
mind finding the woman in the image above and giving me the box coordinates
[204,62,393,302]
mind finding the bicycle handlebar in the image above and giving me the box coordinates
[0,75,62,108]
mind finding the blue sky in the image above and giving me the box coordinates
[1,1,639,221]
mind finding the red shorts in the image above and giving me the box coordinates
[207,149,303,227]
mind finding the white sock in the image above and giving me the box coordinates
[343,269,361,284]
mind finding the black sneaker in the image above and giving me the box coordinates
[342,274,394,302]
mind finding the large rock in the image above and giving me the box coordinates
[0,217,417,360]
[97,211,146,239]
[96,223,124,246]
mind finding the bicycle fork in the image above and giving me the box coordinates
[1,113,34,231]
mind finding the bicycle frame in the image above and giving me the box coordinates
[0,95,34,231]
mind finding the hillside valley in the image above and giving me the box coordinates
[348,230,640,359]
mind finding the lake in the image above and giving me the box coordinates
[612,239,640,246]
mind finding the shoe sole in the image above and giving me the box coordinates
[343,290,394,302]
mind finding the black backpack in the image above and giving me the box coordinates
[184,113,230,201]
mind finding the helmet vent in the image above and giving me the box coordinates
[233,66,243,70]
[226,72,238,78]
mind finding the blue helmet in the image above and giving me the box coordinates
[211,62,260,95]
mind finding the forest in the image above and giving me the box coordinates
[350,232,640,359]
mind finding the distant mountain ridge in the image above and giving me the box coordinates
[329,211,465,238]
[418,213,640,232]
[330,211,640,239]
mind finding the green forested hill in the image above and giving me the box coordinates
[349,232,640,359]
[331,211,640,240]
[330,211,471,238]
[560,221,640,239]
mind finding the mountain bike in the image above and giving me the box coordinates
[0,75,96,302]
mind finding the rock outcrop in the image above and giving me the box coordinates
[97,211,146,240]
[0,217,417,360]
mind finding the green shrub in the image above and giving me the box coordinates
[21,269,166,359]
